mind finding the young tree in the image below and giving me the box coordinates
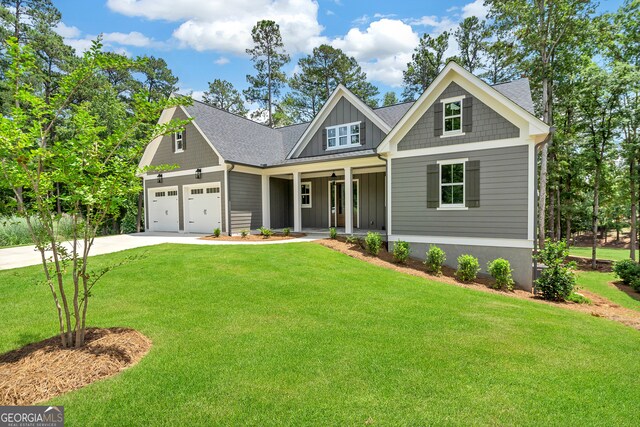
[454,16,490,74]
[0,38,188,348]
[402,32,449,101]
[244,20,290,127]
[383,91,399,106]
[134,55,179,102]
[202,78,247,116]
[481,38,521,84]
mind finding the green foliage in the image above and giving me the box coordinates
[329,227,337,239]
[213,228,221,238]
[202,79,247,116]
[0,215,74,246]
[240,229,249,238]
[454,16,490,73]
[382,91,399,106]
[566,292,591,304]
[365,232,382,255]
[259,227,273,238]
[425,245,446,275]
[120,194,141,234]
[487,258,515,290]
[392,240,410,264]
[282,227,290,237]
[534,240,577,301]
[612,259,640,286]
[456,254,481,282]
[345,234,359,245]
[402,32,449,101]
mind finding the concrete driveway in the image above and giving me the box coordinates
[0,232,320,271]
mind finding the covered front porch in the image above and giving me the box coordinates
[259,158,387,235]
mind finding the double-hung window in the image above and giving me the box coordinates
[443,99,462,134]
[301,182,312,208]
[174,131,184,153]
[326,122,360,150]
[440,161,465,207]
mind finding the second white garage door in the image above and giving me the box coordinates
[184,184,222,234]
[148,187,179,232]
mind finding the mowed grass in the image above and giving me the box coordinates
[570,246,631,262]
[576,270,640,312]
[1,243,639,426]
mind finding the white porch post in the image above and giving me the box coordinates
[293,171,302,232]
[344,166,353,234]
[261,174,270,229]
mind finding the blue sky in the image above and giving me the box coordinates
[54,0,624,103]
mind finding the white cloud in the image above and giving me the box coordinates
[102,31,153,47]
[462,0,489,19]
[54,23,158,55]
[331,19,419,87]
[54,22,80,38]
[352,15,370,26]
[107,0,325,54]
[214,56,230,65]
[406,15,457,34]
[326,10,335,16]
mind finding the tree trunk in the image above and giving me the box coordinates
[548,183,555,241]
[631,157,637,261]
[538,74,552,249]
[556,187,561,241]
[136,190,143,233]
[592,178,599,270]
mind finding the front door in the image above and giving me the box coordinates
[330,180,358,228]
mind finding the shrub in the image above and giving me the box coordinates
[365,232,382,255]
[567,292,591,304]
[612,259,640,286]
[392,240,410,263]
[487,258,514,290]
[282,227,290,237]
[534,239,576,301]
[345,234,359,244]
[213,228,221,238]
[631,276,640,292]
[329,227,337,239]
[259,227,273,238]
[456,254,480,282]
[240,229,249,238]
[424,245,446,275]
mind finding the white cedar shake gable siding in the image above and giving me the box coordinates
[287,84,392,159]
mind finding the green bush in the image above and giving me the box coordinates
[456,254,480,282]
[259,227,273,238]
[392,240,410,263]
[534,239,576,301]
[487,258,515,290]
[631,276,640,292]
[365,232,382,255]
[425,245,446,275]
[329,227,338,239]
[612,259,640,287]
[567,292,591,304]
[213,228,221,238]
[0,215,75,247]
[240,229,249,238]
[282,227,290,237]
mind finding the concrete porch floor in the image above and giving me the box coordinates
[275,228,388,239]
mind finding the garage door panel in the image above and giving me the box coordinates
[148,187,179,232]
[185,185,222,234]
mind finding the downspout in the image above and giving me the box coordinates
[533,127,555,291]
[225,163,234,236]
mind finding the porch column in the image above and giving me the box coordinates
[261,174,270,229]
[344,166,353,234]
[293,171,302,232]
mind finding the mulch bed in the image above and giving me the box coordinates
[317,238,640,331]
[0,327,151,406]
[567,256,614,272]
[200,232,306,241]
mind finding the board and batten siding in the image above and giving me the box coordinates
[228,171,262,232]
[391,145,529,239]
[147,107,220,174]
[145,171,226,232]
[398,82,520,151]
[270,177,293,229]
[297,97,386,158]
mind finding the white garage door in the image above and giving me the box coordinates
[185,184,222,234]
[148,187,179,232]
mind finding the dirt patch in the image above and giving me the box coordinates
[200,232,306,241]
[317,238,640,331]
[0,327,151,406]
[568,256,614,272]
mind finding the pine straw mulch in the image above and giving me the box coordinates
[200,232,306,241]
[317,238,640,331]
[0,327,151,406]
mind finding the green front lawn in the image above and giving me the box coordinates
[1,244,639,426]
[570,246,630,262]
[576,270,640,312]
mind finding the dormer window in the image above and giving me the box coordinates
[326,122,360,150]
[443,96,464,135]
[174,131,184,153]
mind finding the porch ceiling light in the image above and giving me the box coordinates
[157,174,163,183]
[195,168,202,179]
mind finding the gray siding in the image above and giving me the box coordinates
[300,172,386,230]
[391,145,529,239]
[145,171,226,232]
[229,171,262,232]
[398,82,520,151]
[270,178,293,229]
[298,97,386,158]
[147,107,220,173]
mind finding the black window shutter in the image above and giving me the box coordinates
[426,164,440,208]
[463,98,473,133]
[182,128,187,150]
[172,132,176,152]
[434,102,443,137]
[465,160,480,208]
[322,128,327,150]
[360,121,366,145]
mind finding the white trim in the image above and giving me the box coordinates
[262,175,270,229]
[142,177,147,230]
[293,171,302,232]
[386,157,392,235]
[174,131,184,153]
[325,121,362,151]
[388,234,534,249]
[438,159,466,208]
[344,167,353,234]
[301,181,312,208]
[327,178,360,230]
[437,207,468,211]
[442,96,464,136]
[182,182,222,234]
[224,166,230,234]
[262,156,385,175]
[287,85,392,159]
[297,166,385,180]
[436,158,468,165]
[389,138,528,159]
[440,132,466,139]
[439,95,466,104]
[528,142,535,241]
[143,165,226,180]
